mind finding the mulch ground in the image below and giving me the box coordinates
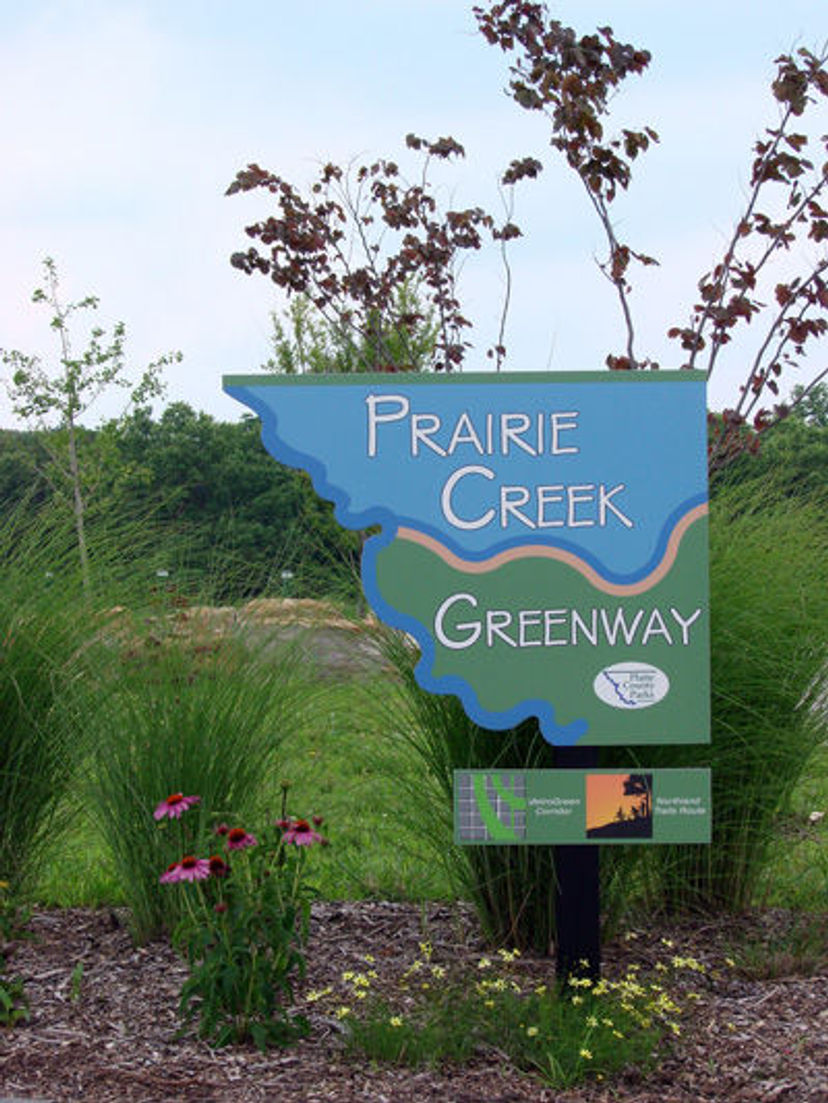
[1,902,826,1103]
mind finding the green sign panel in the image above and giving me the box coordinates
[224,371,709,746]
[454,769,711,845]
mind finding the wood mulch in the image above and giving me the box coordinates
[1,902,825,1103]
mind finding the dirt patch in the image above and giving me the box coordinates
[101,599,388,678]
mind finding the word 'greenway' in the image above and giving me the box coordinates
[434,594,703,651]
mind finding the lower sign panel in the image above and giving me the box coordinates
[454,768,710,845]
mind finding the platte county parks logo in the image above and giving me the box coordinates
[593,662,670,710]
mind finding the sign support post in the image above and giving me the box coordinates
[554,744,600,982]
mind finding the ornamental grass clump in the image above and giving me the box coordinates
[157,788,329,1050]
[379,481,828,934]
[0,504,94,899]
[377,630,557,952]
[604,486,828,914]
[309,939,706,1089]
[85,629,314,944]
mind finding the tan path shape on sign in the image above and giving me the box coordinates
[396,502,708,597]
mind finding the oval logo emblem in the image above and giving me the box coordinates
[593,662,669,710]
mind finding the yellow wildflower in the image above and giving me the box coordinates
[672,955,705,972]
[305,986,332,1003]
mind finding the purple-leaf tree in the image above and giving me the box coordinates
[474,1,828,470]
[228,1,828,473]
[227,136,532,373]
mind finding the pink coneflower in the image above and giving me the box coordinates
[154,793,200,820]
[225,828,257,851]
[214,823,230,837]
[160,855,211,883]
[282,818,324,846]
[208,855,230,878]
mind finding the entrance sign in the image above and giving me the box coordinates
[454,768,711,845]
[224,372,709,747]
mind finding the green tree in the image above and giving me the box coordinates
[711,383,828,500]
[791,381,828,427]
[0,259,181,588]
[262,286,438,375]
[103,403,359,601]
[0,429,51,508]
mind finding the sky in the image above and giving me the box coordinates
[1,0,826,429]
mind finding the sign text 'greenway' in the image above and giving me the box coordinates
[223,372,710,746]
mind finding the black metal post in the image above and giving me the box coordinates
[554,744,600,983]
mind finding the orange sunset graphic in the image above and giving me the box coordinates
[586,773,653,839]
